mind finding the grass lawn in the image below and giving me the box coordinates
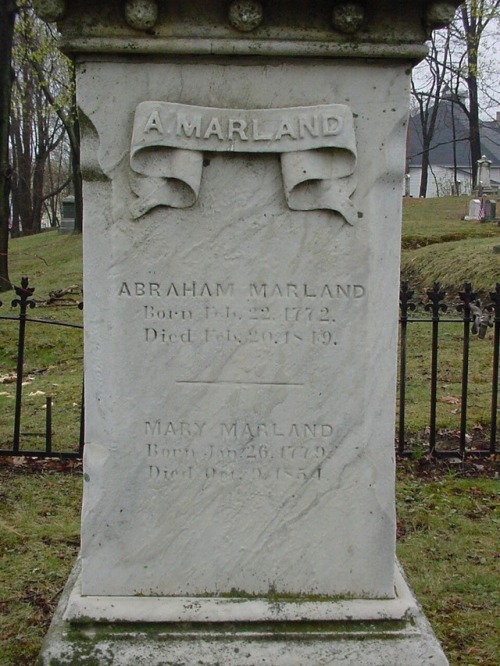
[402,196,500,250]
[0,465,81,666]
[396,462,499,666]
[0,199,499,664]
[401,236,500,297]
[401,196,499,296]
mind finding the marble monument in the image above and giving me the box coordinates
[35,1,459,663]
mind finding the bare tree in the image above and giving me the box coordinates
[453,0,500,183]
[9,5,76,235]
[0,0,17,290]
[410,0,500,191]
[30,53,82,233]
[411,30,451,197]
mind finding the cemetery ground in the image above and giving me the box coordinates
[0,197,499,665]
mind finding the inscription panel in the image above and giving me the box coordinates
[145,419,333,484]
[116,276,367,486]
[119,279,365,348]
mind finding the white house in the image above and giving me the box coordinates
[406,96,500,198]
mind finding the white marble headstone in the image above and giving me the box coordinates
[80,59,405,598]
[467,198,482,220]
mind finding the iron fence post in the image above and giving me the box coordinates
[78,300,84,457]
[424,283,447,456]
[490,284,500,454]
[398,282,415,455]
[457,283,476,457]
[79,381,85,457]
[11,278,35,453]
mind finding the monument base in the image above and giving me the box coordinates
[38,559,448,665]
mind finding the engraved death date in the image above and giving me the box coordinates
[118,280,366,347]
[145,420,334,484]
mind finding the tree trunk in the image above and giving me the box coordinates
[412,30,451,200]
[459,0,492,188]
[32,152,46,234]
[467,67,481,185]
[0,0,16,291]
[419,141,431,197]
[32,99,50,234]
[69,86,82,233]
[11,115,34,234]
[32,59,82,233]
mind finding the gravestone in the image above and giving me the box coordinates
[451,180,462,197]
[465,198,482,220]
[59,196,75,234]
[476,155,492,189]
[484,199,497,221]
[36,1,457,663]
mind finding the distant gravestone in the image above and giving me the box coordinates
[476,155,492,189]
[405,173,411,196]
[484,199,497,221]
[465,198,482,220]
[59,196,75,234]
[36,1,456,664]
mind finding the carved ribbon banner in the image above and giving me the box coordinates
[130,102,357,224]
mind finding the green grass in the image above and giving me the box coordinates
[401,196,500,296]
[402,196,500,249]
[401,237,500,297]
[1,231,83,296]
[396,468,500,666]
[5,203,496,452]
[0,468,82,665]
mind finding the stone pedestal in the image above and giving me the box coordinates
[35,1,457,663]
[40,559,447,665]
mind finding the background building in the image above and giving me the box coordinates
[407,95,500,198]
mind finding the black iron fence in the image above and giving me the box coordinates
[1,277,498,460]
[0,278,84,459]
[398,282,499,458]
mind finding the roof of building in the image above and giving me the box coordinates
[407,94,500,168]
[481,117,500,165]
